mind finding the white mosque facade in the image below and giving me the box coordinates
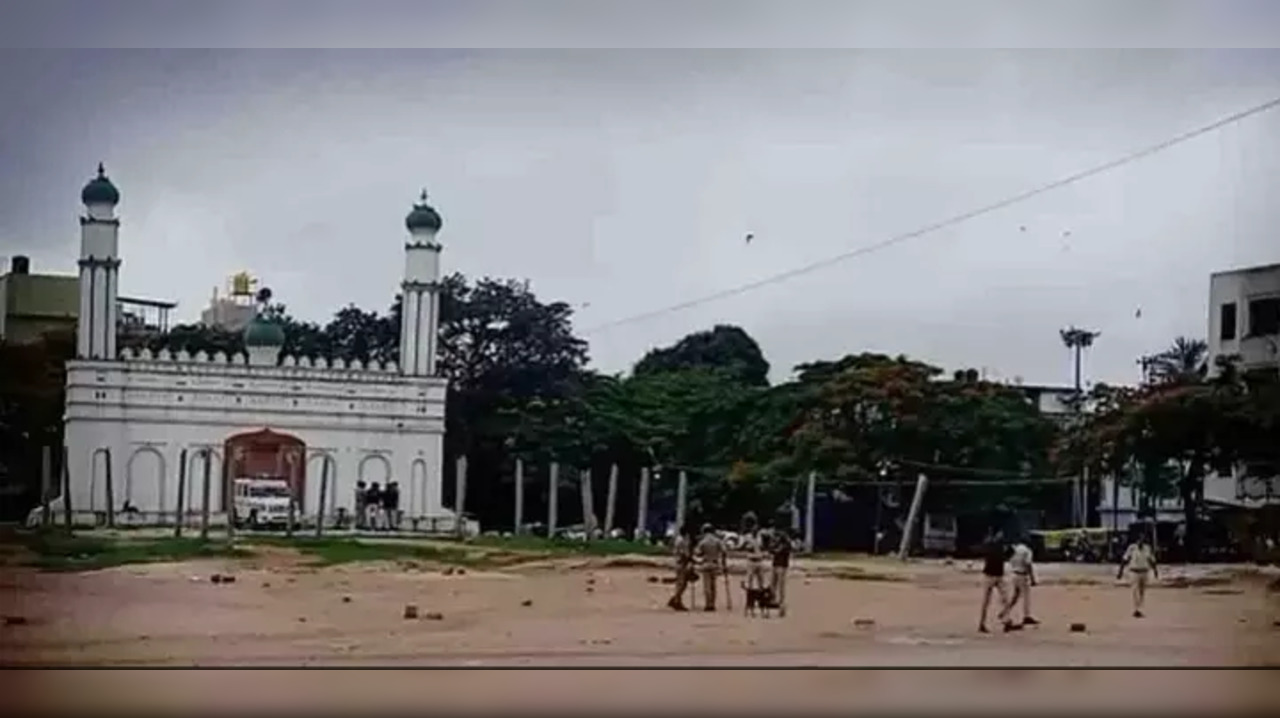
[56,165,460,530]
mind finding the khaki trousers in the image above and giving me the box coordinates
[1130,569,1149,611]
[699,568,719,609]
[1008,572,1032,620]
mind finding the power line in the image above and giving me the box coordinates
[582,95,1280,336]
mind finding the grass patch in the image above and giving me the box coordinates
[12,531,248,572]
[247,536,481,567]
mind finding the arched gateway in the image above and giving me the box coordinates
[222,428,306,513]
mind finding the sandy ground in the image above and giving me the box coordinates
[2,552,1279,712]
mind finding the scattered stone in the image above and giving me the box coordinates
[342,596,352,604]
[425,611,444,621]
[211,574,224,584]
[647,576,659,583]
[521,599,533,607]
[853,618,875,628]
[403,605,419,620]
[944,559,955,566]
[586,587,595,594]
[660,576,676,585]
[297,617,307,623]
[442,567,456,576]
[1069,622,1087,633]
[261,582,271,588]
[286,578,297,584]
[3,616,29,627]
[1272,620,1280,629]
[455,568,466,576]
[586,577,596,586]
[221,574,236,584]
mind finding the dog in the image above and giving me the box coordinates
[742,582,777,618]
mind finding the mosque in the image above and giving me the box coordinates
[57,164,460,531]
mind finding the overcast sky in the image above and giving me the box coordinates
[2,3,1279,387]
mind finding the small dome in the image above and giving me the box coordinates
[243,315,285,347]
[404,190,443,233]
[81,163,120,206]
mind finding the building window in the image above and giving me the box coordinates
[1220,302,1237,341]
[1247,297,1280,337]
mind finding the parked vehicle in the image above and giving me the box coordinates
[231,476,293,529]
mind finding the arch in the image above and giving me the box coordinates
[358,453,392,485]
[223,429,306,512]
[126,446,166,512]
[411,458,429,517]
[89,447,111,513]
[185,447,223,515]
[304,450,338,516]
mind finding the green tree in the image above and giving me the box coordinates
[634,324,771,387]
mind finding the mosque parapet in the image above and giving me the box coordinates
[117,346,403,375]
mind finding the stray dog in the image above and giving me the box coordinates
[742,583,777,618]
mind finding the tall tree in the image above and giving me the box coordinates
[634,324,771,387]
[1146,336,1208,385]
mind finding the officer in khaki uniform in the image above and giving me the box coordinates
[769,526,794,616]
[694,523,726,611]
[1118,534,1159,618]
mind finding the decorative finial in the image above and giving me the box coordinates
[419,189,429,204]
[97,162,106,178]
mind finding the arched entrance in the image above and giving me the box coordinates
[222,429,306,512]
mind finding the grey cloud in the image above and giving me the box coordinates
[1,48,1278,389]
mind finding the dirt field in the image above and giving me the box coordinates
[2,551,1279,712]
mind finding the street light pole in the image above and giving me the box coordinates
[1061,326,1101,527]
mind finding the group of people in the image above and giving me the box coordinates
[353,480,402,531]
[978,530,1160,633]
[666,514,795,614]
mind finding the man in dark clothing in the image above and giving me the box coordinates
[365,482,383,531]
[354,481,368,530]
[769,526,793,616]
[383,481,401,531]
[978,531,1015,633]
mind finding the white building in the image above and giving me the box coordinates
[1207,262,1280,376]
[55,165,460,530]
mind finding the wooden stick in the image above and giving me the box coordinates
[174,448,187,538]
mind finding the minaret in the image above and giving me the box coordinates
[400,190,444,376]
[77,163,122,360]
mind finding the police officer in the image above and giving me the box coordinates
[694,523,726,612]
[1118,532,1159,618]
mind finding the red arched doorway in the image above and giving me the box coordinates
[222,429,307,512]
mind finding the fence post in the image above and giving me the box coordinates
[636,467,650,541]
[41,445,52,527]
[104,448,116,529]
[604,463,618,536]
[62,447,73,533]
[199,449,213,540]
[580,467,596,540]
[314,455,331,538]
[675,470,688,534]
[455,455,468,538]
[513,458,525,535]
[174,449,188,538]
[897,473,929,560]
[548,462,559,538]
[804,471,817,553]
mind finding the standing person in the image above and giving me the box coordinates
[354,481,368,530]
[1118,532,1159,618]
[740,513,768,594]
[365,482,383,531]
[382,481,400,531]
[668,524,695,611]
[1006,536,1040,627]
[770,526,794,616]
[978,530,1015,633]
[694,523,726,612]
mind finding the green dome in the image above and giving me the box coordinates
[243,315,285,347]
[81,163,120,206]
[404,190,443,233]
